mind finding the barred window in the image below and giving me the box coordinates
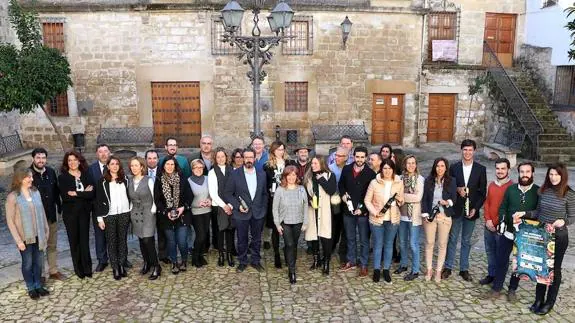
[285,82,308,112]
[427,12,457,61]
[42,21,68,116]
[211,15,241,55]
[282,16,313,55]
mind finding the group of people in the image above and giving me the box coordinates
[4,134,573,316]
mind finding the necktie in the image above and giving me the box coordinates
[149,169,155,179]
[102,165,107,174]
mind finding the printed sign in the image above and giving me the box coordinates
[376,98,384,105]
[391,97,398,106]
[512,220,555,285]
[432,40,458,62]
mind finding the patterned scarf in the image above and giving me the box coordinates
[403,173,418,219]
[161,172,180,210]
[16,190,48,250]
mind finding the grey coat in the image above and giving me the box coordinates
[128,176,156,238]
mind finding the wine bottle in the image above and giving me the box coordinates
[464,187,470,217]
[271,182,277,193]
[238,196,249,212]
[345,193,354,213]
[380,193,398,215]
[428,203,440,222]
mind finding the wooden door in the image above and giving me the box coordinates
[427,94,455,142]
[371,94,404,145]
[484,13,516,68]
[151,82,201,148]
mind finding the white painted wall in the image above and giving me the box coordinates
[525,0,573,65]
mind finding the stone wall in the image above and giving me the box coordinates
[555,111,575,138]
[0,1,15,44]
[518,44,555,103]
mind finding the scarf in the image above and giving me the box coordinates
[403,173,418,219]
[190,174,205,186]
[161,172,180,210]
[16,190,48,250]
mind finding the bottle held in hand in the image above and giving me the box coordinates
[427,202,440,222]
[464,187,470,217]
[379,193,398,216]
[238,196,249,212]
[345,193,354,213]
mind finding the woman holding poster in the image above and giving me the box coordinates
[515,163,575,315]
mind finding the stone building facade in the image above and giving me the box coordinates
[1,0,528,151]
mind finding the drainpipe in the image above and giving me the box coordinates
[416,0,428,147]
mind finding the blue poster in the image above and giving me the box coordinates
[512,219,555,286]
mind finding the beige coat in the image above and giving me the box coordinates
[399,174,425,226]
[364,174,404,225]
[304,173,332,240]
[5,191,49,247]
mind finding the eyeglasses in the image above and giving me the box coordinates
[192,166,204,170]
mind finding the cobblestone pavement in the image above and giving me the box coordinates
[1,144,575,322]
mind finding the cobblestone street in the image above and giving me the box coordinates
[1,144,575,322]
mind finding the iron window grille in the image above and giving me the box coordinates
[42,20,69,116]
[282,16,313,56]
[426,0,460,64]
[285,82,308,112]
[211,15,241,55]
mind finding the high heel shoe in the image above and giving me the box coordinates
[425,269,433,281]
[289,271,296,284]
[227,252,235,267]
[149,266,161,280]
[113,267,121,280]
[140,262,150,275]
[218,251,225,267]
[120,265,127,278]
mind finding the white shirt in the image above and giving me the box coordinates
[108,182,131,215]
[462,162,473,187]
[208,166,227,208]
[244,168,257,200]
[382,181,393,221]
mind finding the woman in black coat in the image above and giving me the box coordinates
[58,150,94,279]
[154,155,193,274]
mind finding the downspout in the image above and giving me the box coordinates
[416,0,428,147]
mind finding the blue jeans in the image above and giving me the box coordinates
[445,217,476,271]
[344,216,370,267]
[399,221,421,274]
[484,228,498,277]
[371,222,399,270]
[165,225,188,263]
[20,242,44,291]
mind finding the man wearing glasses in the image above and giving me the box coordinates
[479,158,513,287]
[483,162,539,301]
[327,135,354,166]
[161,137,191,178]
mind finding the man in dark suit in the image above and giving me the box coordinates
[443,139,487,281]
[223,148,268,273]
[88,144,111,272]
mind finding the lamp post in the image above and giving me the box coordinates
[221,0,294,138]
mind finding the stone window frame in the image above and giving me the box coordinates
[282,16,313,56]
[211,15,242,56]
[41,17,69,117]
[285,82,308,112]
[426,0,460,64]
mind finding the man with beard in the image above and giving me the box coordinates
[483,162,539,301]
[443,139,487,282]
[223,148,268,273]
[30,148,65,281]
[339,146,376,276]
[479,158,514,286]
[294,145,311,182]
[161,137,191,178]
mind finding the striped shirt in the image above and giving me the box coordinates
[535,188,575,225]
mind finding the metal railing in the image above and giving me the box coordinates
[312,123,369,143]
[483,41,543,159]
[97,127,154,145]
[0,133,24,156]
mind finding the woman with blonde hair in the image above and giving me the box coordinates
[264,141,295,268]
[188,159,212,268]
[273,165,308,284]
[128,156,160,280]
[303,155,337,275]
[5,169,50,299]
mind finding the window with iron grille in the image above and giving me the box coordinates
[42,21,69,116]
[282,16,313,55]
[554,66,575,107]
[541,0,557,8]
[211,15,241,55]
[427,12,457,62]
[285,82,308,112]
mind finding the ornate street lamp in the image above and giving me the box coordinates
[341,16,353,50]
[221,0,295,137]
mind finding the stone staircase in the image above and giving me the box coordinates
[508,70,575,163]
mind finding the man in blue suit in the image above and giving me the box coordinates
[88,144,111,272]
[223,148,268,273]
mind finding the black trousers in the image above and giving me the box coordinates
[192,212,210,262]
[535,228,568,304]
[139,236,159,267]
[331,204,347,263]
[218,229,235,253]
[312,237,333,260]
[282,223,302,272]
[206,207,219,252]
[63,211,92,277]
[156,214,167,259]
[492,235,520,292]
[103,212,130,269]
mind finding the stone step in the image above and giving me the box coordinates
[539,133,572,141]
[538,146,575,155]
[539,154,573,163]
[538,139,575,148]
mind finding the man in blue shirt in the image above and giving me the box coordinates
[327,135,354,166]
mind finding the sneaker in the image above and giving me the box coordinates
[393,266,408,275]
[340,262,356,272]
[383,269,392,284]
[507,290,518,303]
[479,275,494,285]
[404,272,419,281]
